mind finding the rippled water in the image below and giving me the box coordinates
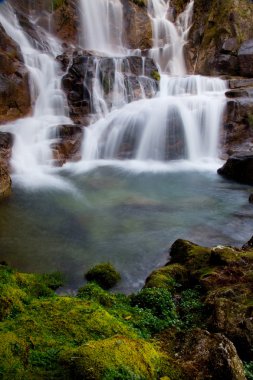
[0,165,252,293]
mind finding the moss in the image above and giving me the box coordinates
[210,246,242,266]
[170,239,211,270]
[151,70,161,81]
[77,282,115,307]
[60,336,162,380]
[145,264,188,290]
[52,0,66,10]
[85,263,121,290]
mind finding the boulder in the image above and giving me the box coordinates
[174,329,247,380]
[238,39,253,77]
[50,124,83,166]
[217,154,253,184]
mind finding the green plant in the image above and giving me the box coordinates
[179,287,204,328]
[130,288,177,321]
[244,361,253,380]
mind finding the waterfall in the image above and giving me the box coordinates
[77,0,226,166]
[148,0,194,74]
[79,0,125,56]
[0,0,227,186]
[0,3,72,188]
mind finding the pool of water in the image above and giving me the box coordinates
[0,164,252,293]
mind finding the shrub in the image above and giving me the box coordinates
[130,288,177,321]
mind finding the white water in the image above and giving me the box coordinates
[0,3,72,189]
[79,0,125,56]
[148,0,194,74]
[75,0,226,167]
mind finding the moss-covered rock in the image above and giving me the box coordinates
[61,336,161,379]
[144,263,189,290]
[85,263,121,290]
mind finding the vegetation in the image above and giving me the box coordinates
[0,238,252,379]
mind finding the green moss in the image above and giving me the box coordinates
[52,0,66,10]
[85,263,121,290]
[210,246,241,266]
[77,282,115,307]
[151,70,161,81]
[60,336,161,380]
[145,264,188,290]
[170,239,211,270]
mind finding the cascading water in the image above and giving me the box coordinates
[76,0,226,167]
[0,2,72,188]
[79,0,125,56]
[148,0,194,74]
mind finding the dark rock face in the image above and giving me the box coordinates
[50,124,83,167]
[0,24,30,124]
[122,0,152,50]
[187,0,253,76]
[0,166,11,199]
[238,39,253,77]
[62,52,159,124]
[217,154,253,184]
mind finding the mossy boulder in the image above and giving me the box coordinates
[144,263,189,290]
[61,336,162,380]
[170,239,211,270]
[85,263,121,290]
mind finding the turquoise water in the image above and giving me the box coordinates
[0,166,252,293]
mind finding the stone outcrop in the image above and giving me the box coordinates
[51,124,83,166]
[0,24,30,124]
[238,39,253,77]
[218,153,253,184]
[184,0,253,76]
[62,51,159,124]
[123,0,152,50]
[0,166,11,199]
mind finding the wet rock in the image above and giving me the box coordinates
[229,78,253,89]
[225,89,251,98]
[221,38,240,54]
[217,153,253,185]
[221,99,253,156]
[238,39,253,77]
[0,24,30,123]
[51,124,83,166]
[0,132,14,169]
[62,52,159,124]
[51,0,78,45]
[122,0,152,50]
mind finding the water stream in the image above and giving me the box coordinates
[0,0,251,292]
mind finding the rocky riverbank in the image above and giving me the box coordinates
[0,237,252,379]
